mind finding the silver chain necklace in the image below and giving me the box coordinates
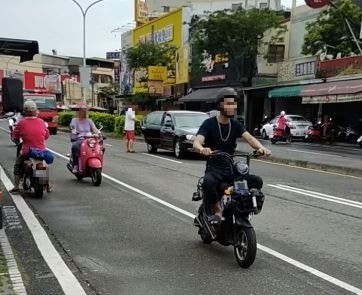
[217,117,231,142]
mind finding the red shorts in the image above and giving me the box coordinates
[125,130,135,140]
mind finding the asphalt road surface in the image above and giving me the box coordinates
[0,122,361,295]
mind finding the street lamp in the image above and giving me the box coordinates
[70,0,105,102]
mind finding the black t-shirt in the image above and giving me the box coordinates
[197,117,246,155]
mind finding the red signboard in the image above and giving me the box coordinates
[316,55,362,78]
[305,0,330,9]
[24,71,62,93]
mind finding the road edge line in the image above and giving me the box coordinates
[0,165,87,295]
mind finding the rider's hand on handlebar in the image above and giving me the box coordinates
[71,129,78,135]
[199,147,212,156]
[257,147,271,157]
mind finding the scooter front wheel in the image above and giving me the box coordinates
[90,168,102,186]
[234,227,257,268]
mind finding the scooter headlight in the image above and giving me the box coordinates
[88,138,97,148]
[185,134,196,141]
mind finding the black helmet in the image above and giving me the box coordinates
[216,87,237,105]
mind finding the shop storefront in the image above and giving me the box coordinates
[131,7,191,109]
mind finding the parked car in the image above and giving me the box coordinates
[260,115,312,139]
[141,110,209,158]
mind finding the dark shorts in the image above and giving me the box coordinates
[14,155,28,176]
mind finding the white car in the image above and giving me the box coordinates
[260,115,313,139]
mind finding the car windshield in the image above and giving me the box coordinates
[24,96,56,110]
[287,115,307,122]
[174,113,208,128]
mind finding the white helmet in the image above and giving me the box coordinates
[280,110,285,116]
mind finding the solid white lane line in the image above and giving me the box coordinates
[105,143,113,147]
[0,166,87,295]
[268,184,362,209]
[141,153,183,164]
[48,148,362,294]
[275,184,362,206]
[285,149,341,157]
[257,244,362,295]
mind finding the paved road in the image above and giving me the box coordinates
[0,123,361,294]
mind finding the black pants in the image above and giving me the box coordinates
[203,170,263,205]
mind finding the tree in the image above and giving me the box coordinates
[191,8,286,86]
[126,42,177,71]
[303,0,362,57]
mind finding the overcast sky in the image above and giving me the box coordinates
[1,0,304,58]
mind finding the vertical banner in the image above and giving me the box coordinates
[135,0,148,25]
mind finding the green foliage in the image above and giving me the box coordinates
[58,111,75,126]
[98,83,119,97]
[191,8,285,84]
[303,0,362,57]
[114,115,144,135]
[88,112,115,132]
[126,42,178,70]
[59,111,144,136]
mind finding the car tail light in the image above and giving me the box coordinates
[88,138,97,148]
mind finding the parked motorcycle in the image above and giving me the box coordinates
[66,125,105,186]
[192,151,265,268]
[345,126,359,143]
[357,135,362,148]
[22,148,53,198]
[304,122,321,143]
[270,126,291,144]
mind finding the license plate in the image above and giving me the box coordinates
[34,170,47,178]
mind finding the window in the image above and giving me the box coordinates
[259,3,268,9]
[232,3,243,10]
[145,112,163,125]
[267,45,285,63]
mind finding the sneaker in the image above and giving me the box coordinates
[72,165,78,173]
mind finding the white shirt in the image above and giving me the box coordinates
[124,108,135,131]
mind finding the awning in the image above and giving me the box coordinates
[301,79,362,97]
[178,87,224,103]
[302,93,362,104]
[0,38,39,62]
[268,85,303,98]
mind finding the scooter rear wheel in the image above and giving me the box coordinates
[34,178,44,199]
[234,227,257,268]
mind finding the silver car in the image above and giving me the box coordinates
[260,115,313,139]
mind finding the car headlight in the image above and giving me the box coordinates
[185,134,196,141]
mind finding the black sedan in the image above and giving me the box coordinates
[140,110,209,158]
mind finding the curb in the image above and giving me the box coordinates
[0,229,26,294]
[57,128,362,178]
[258,156,362,178]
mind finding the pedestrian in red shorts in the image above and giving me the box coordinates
[124,107,136,152]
